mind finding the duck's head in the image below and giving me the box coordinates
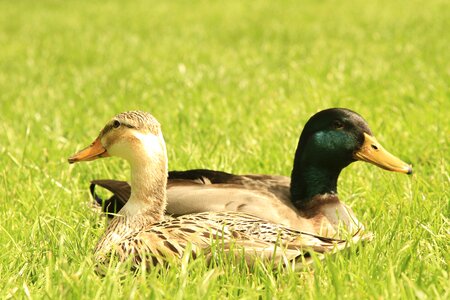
[68,111,166,166]
[291,108,412,202]
[294,108,412,174]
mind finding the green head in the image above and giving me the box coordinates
[290,108,412,204]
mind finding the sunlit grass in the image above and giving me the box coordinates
[0,0,448,299]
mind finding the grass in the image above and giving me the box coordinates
[0,0,448,298]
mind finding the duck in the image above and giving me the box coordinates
[88,108,412,239]
[68,111,351,269]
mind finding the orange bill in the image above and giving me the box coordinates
[68,137,109,164]
[354,133,412,174]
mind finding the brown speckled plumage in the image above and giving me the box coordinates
[94,211,348,269]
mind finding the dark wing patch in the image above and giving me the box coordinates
[90,180,131,216]
[168,169,239,184]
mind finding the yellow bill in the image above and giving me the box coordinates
[354,133,412,174]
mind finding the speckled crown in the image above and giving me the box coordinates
[100,111,161,137]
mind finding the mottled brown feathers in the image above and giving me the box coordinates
[94,211,347,269]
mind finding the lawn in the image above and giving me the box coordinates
[0,0,448,298]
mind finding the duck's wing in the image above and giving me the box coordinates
[169,169,291,191]
[187,212,362,266]
[204,211,363,266]
[97,212,350,269]
[90,169,294,221]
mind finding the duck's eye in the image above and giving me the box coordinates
[333,120,344,129]
[113,120,121,128]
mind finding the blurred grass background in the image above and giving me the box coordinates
[0,0,448,299]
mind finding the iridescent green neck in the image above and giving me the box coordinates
[290,130,355,207]
[291,165,341,207]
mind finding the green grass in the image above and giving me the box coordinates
[0,0,448,298]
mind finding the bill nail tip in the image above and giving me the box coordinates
[407,166,413,175]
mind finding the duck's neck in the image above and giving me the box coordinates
[119,141,168,226]
[290,163,342,208]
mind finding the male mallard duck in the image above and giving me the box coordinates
[89,108,412,239]
[69,111,350,268]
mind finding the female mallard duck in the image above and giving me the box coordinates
[69,111,350,268]
[89,108,412,239]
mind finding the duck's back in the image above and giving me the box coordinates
[91,169,367,239]
[91,169,301,225]
[166,170,304,227]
